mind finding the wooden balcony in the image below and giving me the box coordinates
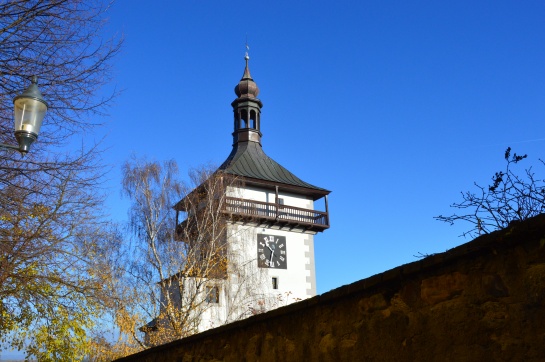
[223,196,329,233]
[176,196,330,239]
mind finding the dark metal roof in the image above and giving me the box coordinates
[218,140,330,197]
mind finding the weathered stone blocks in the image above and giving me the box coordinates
[117,214,545,362]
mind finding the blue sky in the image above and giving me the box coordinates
[98,0,544,294]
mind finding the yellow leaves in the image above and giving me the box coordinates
[29,203,50,219]
[0,201,56,244]
[88,336,142,362]
[0,227,116,360]
[0,203,50,223]
[142,308,199,347]
[5,299,99,362]
[114,307,141,337]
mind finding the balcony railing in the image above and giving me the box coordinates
[223,196,329,232]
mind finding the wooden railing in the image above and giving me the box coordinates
[223,196,329,229]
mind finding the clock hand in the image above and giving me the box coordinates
[267,243,276,265]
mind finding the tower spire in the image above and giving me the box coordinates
[232,50,263,145]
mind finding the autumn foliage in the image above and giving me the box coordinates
[1,0,120,360]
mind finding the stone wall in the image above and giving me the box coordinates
[116,215,545,362]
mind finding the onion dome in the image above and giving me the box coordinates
[234,54,260,99]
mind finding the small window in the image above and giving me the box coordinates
[206,286,219,303]
[197,250,207,261]
[272,277,279,289]
[277,198,284,205]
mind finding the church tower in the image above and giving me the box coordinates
[174,53,330,331]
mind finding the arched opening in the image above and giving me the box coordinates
[234,113,240,130]
[240,109,248,128]
[250,110,257,129]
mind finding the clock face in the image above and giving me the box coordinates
[257,233,287,269]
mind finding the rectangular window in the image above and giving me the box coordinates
[272,277,279,289]
[277,198,284,205]
[206,286,219,303]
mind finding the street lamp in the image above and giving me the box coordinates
[0,76,48,155]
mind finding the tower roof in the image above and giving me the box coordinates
[218,139,329,199]
[219,54,329,200]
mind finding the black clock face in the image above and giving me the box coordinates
[257,233,287,269]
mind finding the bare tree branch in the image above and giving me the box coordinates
[435,147,545,238]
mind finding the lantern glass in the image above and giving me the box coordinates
[14,97,47,137]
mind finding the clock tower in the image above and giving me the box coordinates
[175,53,330,330]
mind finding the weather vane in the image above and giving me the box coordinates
[245,35,250,60]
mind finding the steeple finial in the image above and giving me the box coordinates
[243,40,251,78]
[235,41,259,98]
[245,36,250,61]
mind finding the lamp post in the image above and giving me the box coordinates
[0,76,48,155]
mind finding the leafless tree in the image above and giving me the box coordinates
[435,147,545,238]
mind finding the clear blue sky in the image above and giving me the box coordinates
[99,0,545,294]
